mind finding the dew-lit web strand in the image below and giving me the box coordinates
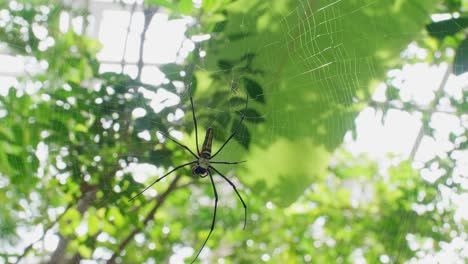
[210,161,246,165]
[273,0,343,139]
[283,0,358,149]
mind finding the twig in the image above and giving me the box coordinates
[409,64,451,160]
[120,1,138,70]
[370,100,455,115]
[136,7,159,81]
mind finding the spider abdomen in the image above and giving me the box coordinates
[200,127,213,158]
[199,157,210,169]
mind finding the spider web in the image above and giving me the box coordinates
[0,0,442,263]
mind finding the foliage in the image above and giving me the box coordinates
[0,0,466,264]
[162,0,441,206]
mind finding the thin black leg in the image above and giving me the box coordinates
[190,96,200,155]
[210,94,248,159]
[128,161,197,202]
[210,166,247,230]
[210,161,247,165]
[157,131,198,159]
[191,170,218,264]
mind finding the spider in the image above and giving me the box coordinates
[129,93,249,263]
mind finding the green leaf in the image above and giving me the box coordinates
[243,108,265,123]
[88,214,100,236]
[108,207,125,227]
[60,208,81,236]
[232,120,250,149]
[241,53,256,62]
[453,37,468,75]
[202,0,216,10]
[102,220,117,235]
[243,77,265,103]
[228,96,247,108]
[50,119,68,134]
[7,154,24,175]
[213,21,227,33]
[178,0,193,15]
[0,212,16,239]
[426,17,468,40]
[11,124,24,146]
[146,0,175,9]
[74,123,88,133]
[218,59,234,71]
[29,155,39,171]
[159,63,184,80]
[78,245,92,258]
[385,86,400,101]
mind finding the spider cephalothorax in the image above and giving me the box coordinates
[192,158,210,177]
[129,94,249,263]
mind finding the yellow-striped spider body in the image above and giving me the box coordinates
[192,127,213,177]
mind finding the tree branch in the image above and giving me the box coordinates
[15,204,73,264]
[47,164,120,264]
[48,188,97,264]
[106,174,182,264]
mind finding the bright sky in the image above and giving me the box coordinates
[345,63,468,263]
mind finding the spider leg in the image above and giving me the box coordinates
[210,166,247,230]
[157,131,198,159]
[210,93,248,159]
[210,161,247,165]
[191,170,218,264]
[190,96,201,155]
[129,161,197,202]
